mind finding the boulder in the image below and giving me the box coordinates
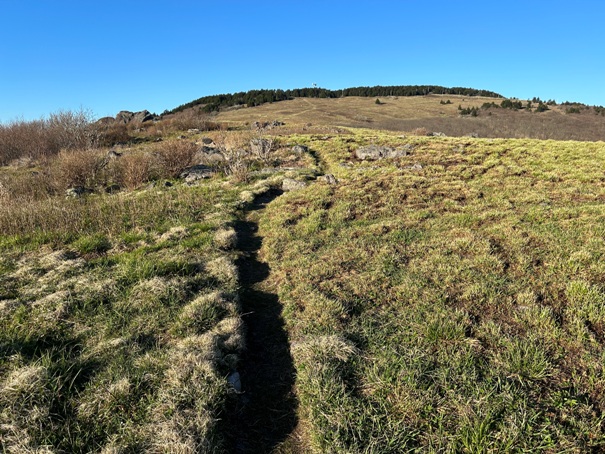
[282,178,308,192]
[194,146,225,164]
[133,110,155,123]
[292,145,308,154]
[115,110,155,124]
[116,111,135,124]
[354,144,413,160]
[201,137,214,145]
[318,174,338,185]
[66,187,93,197]
[180,165,214,183]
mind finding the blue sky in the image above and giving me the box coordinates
[1,0,604,122]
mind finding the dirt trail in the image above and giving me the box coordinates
[230,189,299,453]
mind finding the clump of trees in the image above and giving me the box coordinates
[458,105,479,116]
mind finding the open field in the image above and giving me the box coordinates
[3,109,605,452]
[260,131,605,451]
[214,95,605,141]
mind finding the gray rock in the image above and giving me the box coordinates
[431,132,447,137]
[282,178,308,192]
[407,163,423,171]
[354,144,413,160]
[133,110,155,123]
[201,137,214,145]
[180,165,214,183]
[115,111,134,124]
[115,110,155,124]
[292,145,308,154]
[66,187,93,197]
[318,174,338,185]
[194,146,225,164]
[227,371,242,393]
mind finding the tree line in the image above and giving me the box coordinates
[165,85,504,115]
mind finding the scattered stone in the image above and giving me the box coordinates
[466,132,479,138]
[179,164,214,183]
[431,132,447,137]
[318,174,338,185]
[407,163,423,171]
[354,144,413,160]
[201,137,214,145]
[227,371,242,393]
[187,128,201,134]
[66,187,93,197]
[282,178,308,192]
[292,144,308,154]
[252,120,285,130]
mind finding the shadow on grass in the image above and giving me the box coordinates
[229,189,298,452]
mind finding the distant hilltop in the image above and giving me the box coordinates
[165,85,504,116]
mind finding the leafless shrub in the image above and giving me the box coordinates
[167,110,222,133]
[96,122,131,147]
[47,109,98,150]
[250,135,274,163]
[0,109,98,165]
[153,141,198,178]
[213,131,254,182]
[118,151,157,189]
[50,148,107,190]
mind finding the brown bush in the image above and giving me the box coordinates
[50,148,106,190]
[0,171,55,202]
[117,151,157,189]
[0,109,98,165]
[166,110,222,133]
[153,141,198,179]
[96,122,131,147]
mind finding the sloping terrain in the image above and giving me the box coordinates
[213,95,605,141]
[260,130,605,451]
[3,109,605,452]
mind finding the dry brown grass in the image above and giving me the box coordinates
[212,95,605,141]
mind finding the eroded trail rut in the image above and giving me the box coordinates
[230,189,298,453]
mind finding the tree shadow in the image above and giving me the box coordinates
[229,189,298,453]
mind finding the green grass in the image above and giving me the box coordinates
[261,131,605,451]
[0,177,247,452]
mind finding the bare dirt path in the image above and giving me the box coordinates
[230,189,299,453]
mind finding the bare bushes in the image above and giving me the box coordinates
[0,109,99,165]
[50,149,107,190]
[165,110,222,134]
[153,141,198,179]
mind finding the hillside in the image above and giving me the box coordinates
[209,94,605,142]
[2,102,605,451]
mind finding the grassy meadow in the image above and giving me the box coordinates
[260,131,605,451]
[3,102,605,452]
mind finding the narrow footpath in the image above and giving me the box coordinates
[231,189,299,453]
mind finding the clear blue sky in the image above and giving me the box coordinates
[1,0,604,122]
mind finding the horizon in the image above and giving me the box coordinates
[2,0,604,122]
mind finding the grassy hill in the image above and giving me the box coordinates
[211,95,605,141]
[2,98,605,451]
